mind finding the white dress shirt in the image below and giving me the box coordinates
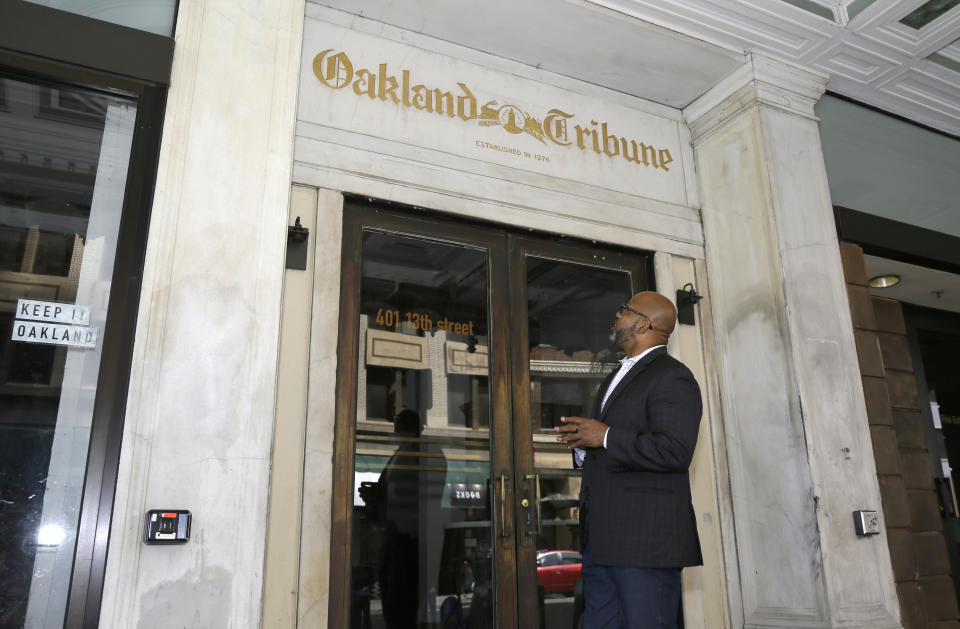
[573,345,666,467]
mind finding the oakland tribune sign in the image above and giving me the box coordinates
[312,49,675,172]
[298,18,689,205]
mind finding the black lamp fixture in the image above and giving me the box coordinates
[285,216,309,270]
[676,283,703,326]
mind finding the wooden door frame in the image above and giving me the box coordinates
[328,201,519,628]
[505,235,651,623]
[326,200,657,628]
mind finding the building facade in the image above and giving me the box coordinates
[2,1,959,628]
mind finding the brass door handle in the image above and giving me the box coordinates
[524,473,542,536]
[499,474,511,539]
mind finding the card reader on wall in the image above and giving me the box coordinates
[853,510,881,536]
[144,510,191,544]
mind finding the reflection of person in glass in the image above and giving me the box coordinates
[359,409,446,629]
[556,292,702,629]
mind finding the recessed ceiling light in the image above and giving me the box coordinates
[869,275,901,288]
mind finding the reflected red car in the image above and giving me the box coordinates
[536,550,582,594]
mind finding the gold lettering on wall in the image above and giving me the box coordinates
[312,49,673,173]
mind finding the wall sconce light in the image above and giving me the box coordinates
[676,283,703,326]
[286,216,309,270]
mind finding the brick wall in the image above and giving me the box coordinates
[843,242,960,629]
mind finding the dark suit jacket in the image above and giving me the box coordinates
[579,346,703,568]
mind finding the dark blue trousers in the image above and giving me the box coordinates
[581,544,682,629]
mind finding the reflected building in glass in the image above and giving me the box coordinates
[0,75,137,628]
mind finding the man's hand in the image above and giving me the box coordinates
[556,416,608,449]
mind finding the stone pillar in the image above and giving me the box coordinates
[97,0,304,627]
[684,54,901,628]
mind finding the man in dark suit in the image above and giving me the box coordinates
[557,291,702,629]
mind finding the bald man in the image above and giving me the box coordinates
[557,291,702,629]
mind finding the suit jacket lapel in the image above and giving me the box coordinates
[599,346,667,420]
[593,369,617,419]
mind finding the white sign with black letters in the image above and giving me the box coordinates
[11,320,99,349]
[16,299,90,325]
[12,299,98,349]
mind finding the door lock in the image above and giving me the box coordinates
[520,498,530,508]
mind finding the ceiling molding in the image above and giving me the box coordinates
[601,0,960,135]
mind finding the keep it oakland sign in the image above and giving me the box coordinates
[11,299,98,349]
[297,19,688,205]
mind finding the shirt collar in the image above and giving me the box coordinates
[619,344,666,366]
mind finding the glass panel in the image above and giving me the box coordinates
[0,75,136,627]
[22,0,177,37]
[526,257,632,628]
[352,231,493,629]
[899,0,960,29]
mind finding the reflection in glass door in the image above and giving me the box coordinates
[511,242,644,629]
[331,205,649,629]
[337,214,515,629]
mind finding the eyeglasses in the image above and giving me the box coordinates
[618,303,654,330]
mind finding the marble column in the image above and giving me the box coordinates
[97,0,304,627]
[684,54,901,628]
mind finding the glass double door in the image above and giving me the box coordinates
[333,205,648,629]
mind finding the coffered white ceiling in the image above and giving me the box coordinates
[596,0,960,136]
[317,0,960,136]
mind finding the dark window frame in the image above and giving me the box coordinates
[0,8,171,624]
[834,206,960,276]
[0,0,175,85]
